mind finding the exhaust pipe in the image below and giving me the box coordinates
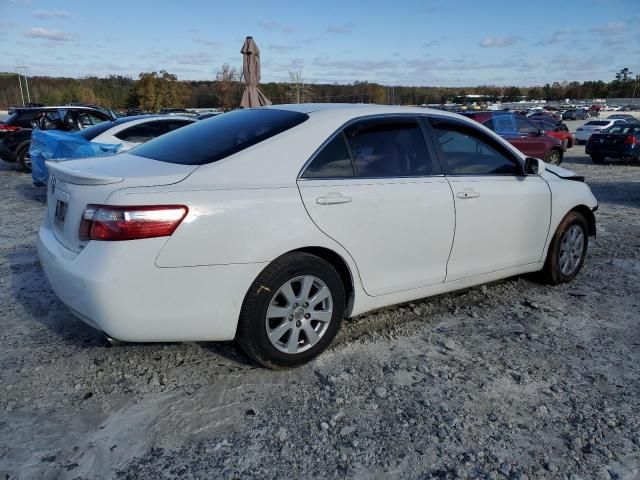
[105,334,126,347]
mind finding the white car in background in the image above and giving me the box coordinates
[38,104,598,368]
[79,115,196,151]
[575,119,628,144]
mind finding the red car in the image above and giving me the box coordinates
[464,112,564,165]
[529,118,575,150]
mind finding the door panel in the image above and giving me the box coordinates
[298,178,455,296]
[445,176,551,281]
[427,116,552,282]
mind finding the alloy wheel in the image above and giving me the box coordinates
[265,275,333,354]
[558,225,585,276]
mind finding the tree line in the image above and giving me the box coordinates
[1,67,638,111]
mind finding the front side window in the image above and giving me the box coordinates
[302,134,354,178]
[516,117,539,135]
[134,109,308,165]
[431,123,521,176]
[345,118,436,177]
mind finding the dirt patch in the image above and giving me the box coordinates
[1,144,639,479]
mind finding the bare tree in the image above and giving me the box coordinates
[287,69,313,104]
[216,63,238,111]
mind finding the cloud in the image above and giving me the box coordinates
[590,21,625,35]
[479,36,518,48]
[24,27,72,41]
[538,28,575,45]
[268,43,299,53]
[33,9,71,19]
[194,37,220,47]
[258,20,296,33]
[326,24,353,34]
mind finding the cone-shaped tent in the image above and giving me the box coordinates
[240,36,272,108]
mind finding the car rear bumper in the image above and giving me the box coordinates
[575,131,594,141]
[0,141,17,162]
[37,220,266,342]
[585,145,639,159]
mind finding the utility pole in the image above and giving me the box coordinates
[16,66,31,104]
[16,70,25,106]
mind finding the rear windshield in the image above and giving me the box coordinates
[133,109,308,165]
[585,121,609,126]
[5,110,39,128]
[78,120,118,140]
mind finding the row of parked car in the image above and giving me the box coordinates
[464,109,639,165]
[0,105,204,176]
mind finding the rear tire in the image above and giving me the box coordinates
[540,211,589,285]
[17,144,31,172]
[545,148,562,165]
[236,252,345,369]
[577,140,586,145]
[591,155,604,164]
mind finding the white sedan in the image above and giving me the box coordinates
[575,119,628,144]
[78,115,196,151]
[38,105,598,368]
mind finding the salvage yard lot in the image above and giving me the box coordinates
[1,121,639,479]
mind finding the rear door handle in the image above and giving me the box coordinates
[456,190,480,199]
[316,193,352,205]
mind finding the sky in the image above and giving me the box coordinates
[0,0,638,87]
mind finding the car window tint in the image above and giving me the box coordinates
[115,121,167,142]
[516,116,539,135]
[585,121,609,126]
[482,115,517,135]
[78,121,118,140]
[134,109,308,165]
[345,118,436,177]
[302,134,354,178]
[432,125,520,176]
[163,120,194,132]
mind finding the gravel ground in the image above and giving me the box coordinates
[1,123,639,480]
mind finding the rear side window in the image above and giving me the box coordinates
[79,121,118,140]
[115,121,168,142]
[431,122,521,176]
[133,109,308,165]
[585,121,609,126]
[302,134,354,178]
[345,118,437,177]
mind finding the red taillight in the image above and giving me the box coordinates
[79,204,188,241]
[624,135,638,145]
[0,124,21,133]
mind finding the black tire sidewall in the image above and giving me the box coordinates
[18,143,31,172]
[548,213,589,283]
[239,254,345,368]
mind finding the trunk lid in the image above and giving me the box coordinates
[589,133,627,146]
[46,153,197,253]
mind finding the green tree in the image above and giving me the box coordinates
[134,70,191,112]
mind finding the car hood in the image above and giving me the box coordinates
[544,164,584,182]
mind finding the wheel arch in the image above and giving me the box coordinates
[288,246,355,316]
[570,204,596,237]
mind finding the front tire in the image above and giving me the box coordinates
[545,148,563,165]
[540,211,589,285]
[236,252,345,369]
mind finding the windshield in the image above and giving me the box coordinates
[133,109,308,165]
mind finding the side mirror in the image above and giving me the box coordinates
[537,129,545,136]
[524,157,545,175]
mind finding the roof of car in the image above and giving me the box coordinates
[12,105,109,113]
[267,103,469,121]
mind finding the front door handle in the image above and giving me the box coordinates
[456,190,480,199]
[316,193,352,205]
